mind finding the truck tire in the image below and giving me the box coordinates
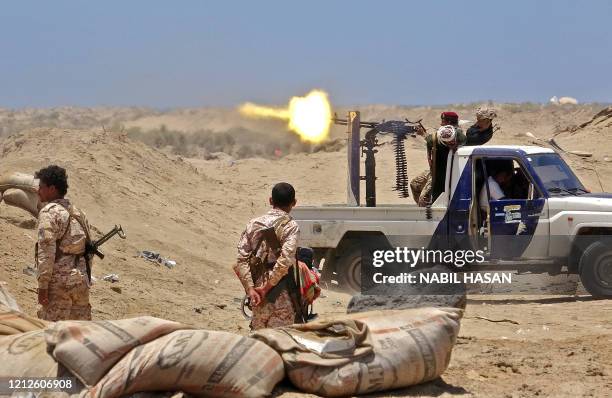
[335,247,362,294]
[579,240,612,298]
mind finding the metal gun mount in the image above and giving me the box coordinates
[333,113,423,207]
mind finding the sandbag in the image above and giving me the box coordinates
[0,307,49,335]
[0,283,49,336]
[0,330,58,377]
[0,282,21,312]
[252,307,463,397]
[87,329,285,398]
[45,317,193,387]
[0,172,39,193]
[2,188,40,217]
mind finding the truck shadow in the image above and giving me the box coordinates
[467,295,599,305]
[366,378,468,397]
[272,378,468,397]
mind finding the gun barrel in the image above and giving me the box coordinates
[95,225,126,246]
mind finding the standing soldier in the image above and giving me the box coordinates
[233,182,300,330]
[35,165,93,321]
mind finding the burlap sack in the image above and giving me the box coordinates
[87,329,285,398]
[252,307,463,397]
[0,172,39,193]
[0,330,58,377]
[0,282,21,312]
[2,188,40,217]
[45,317,192,387]
[0,307,49,335]
[0,283,48,335]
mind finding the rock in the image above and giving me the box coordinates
[568,150,592,157]
[110,286,122,294]
[558,96,578,105]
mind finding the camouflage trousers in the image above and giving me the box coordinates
[37,271,91,322]
[410,170,432,207]
[250,288,295,330]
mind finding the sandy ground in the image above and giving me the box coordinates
[0,104,611,397]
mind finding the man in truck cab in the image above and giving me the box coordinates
[479,160,513,210]
[411,111,466,206]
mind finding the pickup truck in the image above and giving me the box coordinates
[292,145,612,297]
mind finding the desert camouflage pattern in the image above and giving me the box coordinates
[234,208,299,290]
[250,289,295,330]
[36,198,92,321]
[234,208,299,330]
[476,106,497,120]
[410,170,432,207]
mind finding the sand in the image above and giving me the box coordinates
[0,104,611,397]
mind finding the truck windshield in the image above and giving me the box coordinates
[527,153,587,195]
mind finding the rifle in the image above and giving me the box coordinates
[257,224,306,323]
[84,225,126,282]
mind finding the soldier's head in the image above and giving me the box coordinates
[270,182,296,212]
[441,111,459,127]
[475,107,497,130]
[35,165,68,202]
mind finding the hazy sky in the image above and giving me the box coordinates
[1,1,611,108]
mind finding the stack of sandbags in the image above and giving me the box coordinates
[46,317,285,398]
[0,172,40,217]
[0,284,57,380]
[252,307,463,397]
[0,282,48,335]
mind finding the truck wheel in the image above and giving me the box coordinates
[335,248,362,294]
[579,241,612,298]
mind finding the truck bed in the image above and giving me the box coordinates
[291,205,447,248]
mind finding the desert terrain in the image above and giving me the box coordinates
[1,103,611,397]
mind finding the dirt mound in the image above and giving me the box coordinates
[577,106,612,130]
[0,128,265,331]
[547,106,612,192]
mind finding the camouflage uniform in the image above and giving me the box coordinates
[233,208,300,330]
[410,170,432,207]
[36,199,92,321]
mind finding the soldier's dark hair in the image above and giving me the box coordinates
[271,182,295,207]
[35,165,68,196]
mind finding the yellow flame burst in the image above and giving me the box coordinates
[239,90,332,143]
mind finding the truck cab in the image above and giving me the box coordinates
[292,145,612,297]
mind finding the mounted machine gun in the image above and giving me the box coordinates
[333,113,424,207]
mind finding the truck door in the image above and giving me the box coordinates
[478,157,549,259]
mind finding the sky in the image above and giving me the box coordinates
[0,0,611,108]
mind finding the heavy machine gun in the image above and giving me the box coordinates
[333,115,425,207]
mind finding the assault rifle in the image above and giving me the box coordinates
[248,224,307,324]
[84,225,126,282]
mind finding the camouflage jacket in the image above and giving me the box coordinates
[36,199,91,289]
[234,208,300,292]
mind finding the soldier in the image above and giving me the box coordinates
[233,182,300,330]
[465,106,497,146]
[35,165,93,321]
[411,112,466,206]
